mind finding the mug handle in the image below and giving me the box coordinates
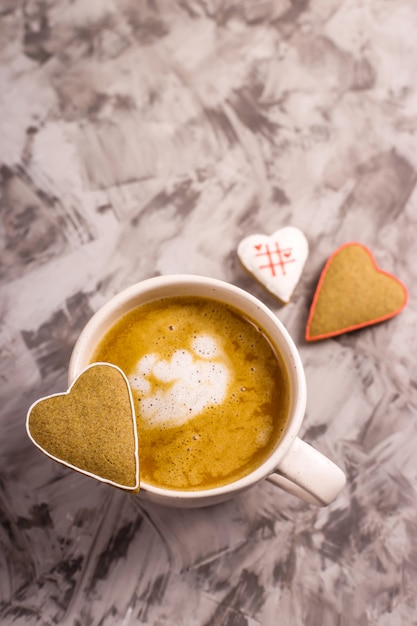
[266,437,346,506]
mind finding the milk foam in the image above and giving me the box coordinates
[129,334,230,427]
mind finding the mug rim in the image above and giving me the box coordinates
[68,274,307,503]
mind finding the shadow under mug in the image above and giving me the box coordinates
[68,275,346,508]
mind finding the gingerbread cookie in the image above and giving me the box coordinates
[26,363,140,492]
[238,226,309,303]
[306,243,408,341]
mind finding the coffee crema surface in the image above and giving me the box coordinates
[92,296,290,491]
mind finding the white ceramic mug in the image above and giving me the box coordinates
[68,275,346,508]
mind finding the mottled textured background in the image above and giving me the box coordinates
[1,1,417,624]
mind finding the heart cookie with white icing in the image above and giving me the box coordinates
[26,363,140,492]
[238,227,309,303]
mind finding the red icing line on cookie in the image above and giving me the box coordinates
[305,242,408,342]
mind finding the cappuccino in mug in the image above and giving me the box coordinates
[92,296,290,491]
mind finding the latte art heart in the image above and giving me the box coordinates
[129,334,230,427]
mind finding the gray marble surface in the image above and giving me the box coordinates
[1,1,417,624]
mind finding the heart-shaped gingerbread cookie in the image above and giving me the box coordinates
[306,243,408,341]
[26,363,140,491]
[238,227,309,303]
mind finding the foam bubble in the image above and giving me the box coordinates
[256,424,273,446]
[130,375,151,395]
[192,335,220,359]
[129,354,158,394]
[138,353,158,375]
[152,350,193,382]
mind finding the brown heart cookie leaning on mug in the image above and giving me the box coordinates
[26,363,140,492]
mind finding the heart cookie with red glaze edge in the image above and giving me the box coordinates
[26,363,140,492]
[306,243,408,341]
[238,227,309,303]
